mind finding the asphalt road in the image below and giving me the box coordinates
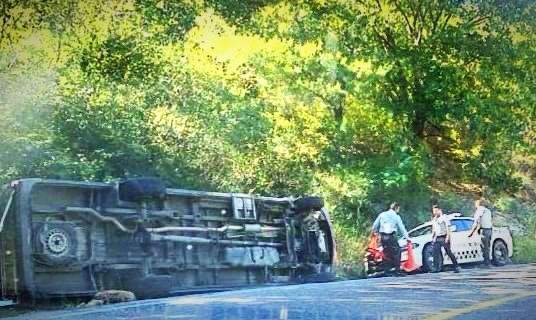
[5,263,536,320]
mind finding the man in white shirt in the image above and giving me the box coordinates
[372,202,410,276]
[432,205,460,273]
[469,199,493,267]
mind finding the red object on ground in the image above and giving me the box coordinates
[367,233,379,250]
[367,233,384,260]
[401,241,418,272]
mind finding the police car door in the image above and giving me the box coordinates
[450,218,480,264]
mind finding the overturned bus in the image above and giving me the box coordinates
[0,178,335,300]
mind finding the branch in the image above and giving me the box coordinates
[373,29,395,52]
[466,15,491,28]
[415,26,422,46]
[55,34,63,64]
[414,1,425,45]
[393,0,415,38]
[375,0,382,11]
[430,2,445,35]
[423,120,456,144]
[439,12,453,32]
[406,0,420,39]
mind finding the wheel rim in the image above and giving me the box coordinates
[45,229,70,256]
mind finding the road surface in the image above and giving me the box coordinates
[5,263,536,320]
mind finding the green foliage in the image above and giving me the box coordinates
[135,0,199,43]
[0,0,535,267]
[434,191,475,215]
[332,223,368,278]
[495,195,536,235]
[512,236,536,264]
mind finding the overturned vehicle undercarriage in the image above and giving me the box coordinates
[0,178,336,300]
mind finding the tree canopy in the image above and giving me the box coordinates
[1,0,535,231]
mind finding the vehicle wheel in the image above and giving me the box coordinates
[118,178,166,202]
[422,243,440,272]
[294,197,324,213]
[33,222,78,266]
[492,240,509,266]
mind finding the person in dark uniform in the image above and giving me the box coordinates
[432,205,460,273]
[372,202,410,276]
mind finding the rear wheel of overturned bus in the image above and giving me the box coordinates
[118,177,167,202]
[294,197,324,213]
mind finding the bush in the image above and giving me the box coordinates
[332,223,368,279]
[512,236,536,264]
[434,191,475,216]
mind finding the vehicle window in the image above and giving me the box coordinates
[451,219,472,232]
[462,219,475,230]
[409,225,432,237]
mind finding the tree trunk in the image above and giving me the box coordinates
[412,110,426,139]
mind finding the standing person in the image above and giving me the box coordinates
[372,202,410,277]
[469,198,493,267]
[431,205,461,273]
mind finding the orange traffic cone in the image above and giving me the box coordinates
[401,241,418,272]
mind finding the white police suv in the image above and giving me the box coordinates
[405,213,513,271]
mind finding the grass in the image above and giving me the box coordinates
[332,223,368,279]
[512,236,536,264]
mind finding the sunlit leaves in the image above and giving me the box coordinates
[0,0,533,233]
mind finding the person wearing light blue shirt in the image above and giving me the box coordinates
[372,202,410,276]
[372,207,409,239]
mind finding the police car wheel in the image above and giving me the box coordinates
[492,240,509,266]
[422,244,439,272]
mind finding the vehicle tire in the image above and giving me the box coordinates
[492,240,509,266]
[33,222,78,266]
[422,243,440,272]
[118,178,166,202]
[294,197,324,213]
